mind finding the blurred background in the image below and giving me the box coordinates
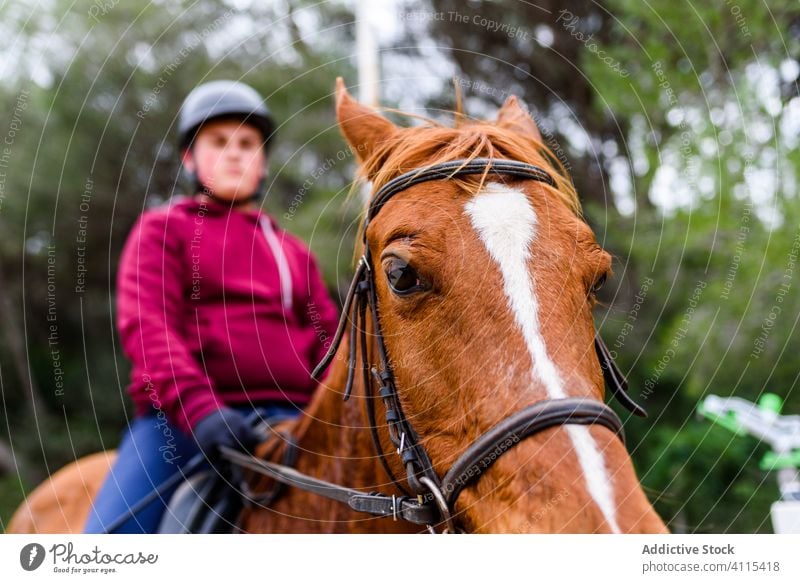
[0,0,798,533]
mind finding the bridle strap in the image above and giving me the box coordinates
[311,257,368,382]
[441,398,624,508]
[222,397,624,528]
[360,271,416,496]
[220,446,438,525]
[366,157,555,228]
[595,336,646,417]
[365,253,445,492]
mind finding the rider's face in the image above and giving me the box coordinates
[182,119,266,203]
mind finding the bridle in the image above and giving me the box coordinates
[224,157,646,533]
[313,157,645,528]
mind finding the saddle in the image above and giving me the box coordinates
[157,469,243,534]
[157,411,297,534]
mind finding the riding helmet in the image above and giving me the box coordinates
[177,80,275,150]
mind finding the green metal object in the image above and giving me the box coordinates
[755,393,800,469]
[697,398,747,436]
[761,450,800,471]
[759,393,783,414]
[698,393,800,470]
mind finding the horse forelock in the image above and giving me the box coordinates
[356,119,582,218]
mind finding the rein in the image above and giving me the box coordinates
[228,157,646,533]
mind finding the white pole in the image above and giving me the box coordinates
[355,0,380,203]
[356,0,379,107]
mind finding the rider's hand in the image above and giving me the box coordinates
[192,407,261,461]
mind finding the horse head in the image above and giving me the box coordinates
[331,78,666,533]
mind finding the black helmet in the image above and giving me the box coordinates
[177,80,274,150]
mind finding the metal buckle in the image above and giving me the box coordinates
[419,476,458,534]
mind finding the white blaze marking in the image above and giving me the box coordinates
[465,182,620,533]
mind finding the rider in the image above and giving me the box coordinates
[83,80,339,533]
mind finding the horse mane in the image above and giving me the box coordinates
[354,111,582,218]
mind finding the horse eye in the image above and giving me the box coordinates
[384,257,426,295]
[592,273,608,294]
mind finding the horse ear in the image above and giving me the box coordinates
[496,95,542,142]
[335,77,397,165]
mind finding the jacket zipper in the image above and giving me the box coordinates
[259,216,293,312]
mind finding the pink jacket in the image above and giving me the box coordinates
[116,196,339,433]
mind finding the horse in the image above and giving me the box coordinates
[7,79,667,534]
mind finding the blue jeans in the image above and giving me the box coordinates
[83,404,299,533]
